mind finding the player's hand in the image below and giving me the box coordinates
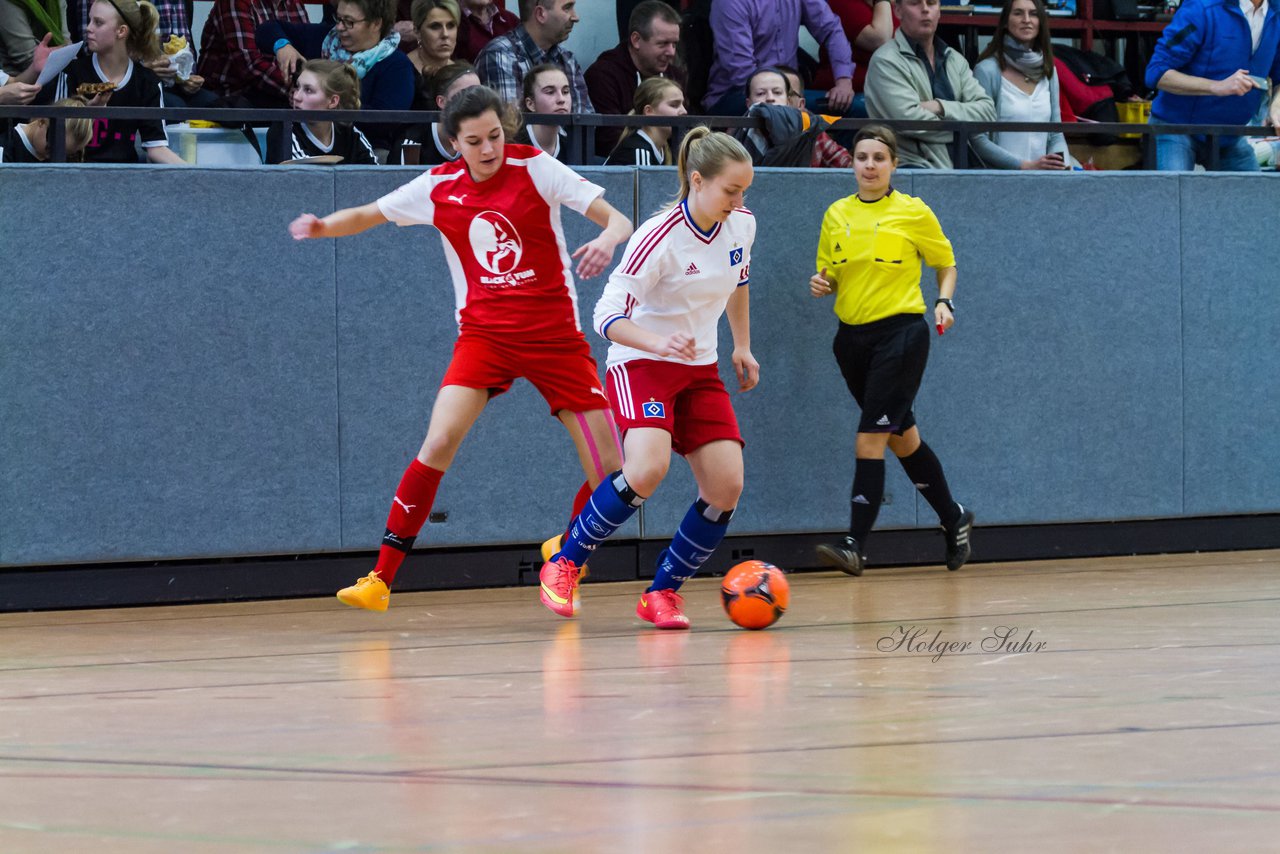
[1211,69,1256,97]
[810,266,833,297]
[733,347,759,392]
[289,213,325,240]
[934,301,955,333]
[275,43,305,84]
[656,332,696,361]
[571,235,617,279]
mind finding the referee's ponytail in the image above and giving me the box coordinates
[672,126,751,208]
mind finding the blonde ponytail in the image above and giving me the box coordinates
[671,126,752,208]
[128,1,161,61]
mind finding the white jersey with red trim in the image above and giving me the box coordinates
[594,201,754,367]
[376,144,605,341]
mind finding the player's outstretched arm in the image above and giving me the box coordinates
[289,203,388,240]
[571,198,633,279]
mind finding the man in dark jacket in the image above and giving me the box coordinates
[585,0,685,155]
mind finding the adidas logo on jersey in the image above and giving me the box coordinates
[684,262,700,276]
[876,415,891,426]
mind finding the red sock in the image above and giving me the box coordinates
[565,480,592,541]
[374,459,443,585]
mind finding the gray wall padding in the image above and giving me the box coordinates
[1,165,1276,566]
[1,166,342,564]
[911,172,1184,524]
[1180,175,1280,514]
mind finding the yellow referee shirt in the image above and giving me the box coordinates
[815,189,956,326]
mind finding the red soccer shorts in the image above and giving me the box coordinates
[605,359,743,456]
[441,333,610,415]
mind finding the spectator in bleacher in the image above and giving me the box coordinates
[2,96,92,161]
[456,0,518,63]
[393,59,478,162]
[40,0,185,163]
[407,0,458,78]
[127,6,212,110]
[0,29,49,103]
[512,61,572,161]
[864,0,995,168]
[602,75,685,165]
[585,0,684,155]
[198,0,310,108]
[474,0,592,113]
[778,65,807,110]
[702,0,856,117]
[266,59,377,163]
[1144,0,1280,171]
[812,0,898,118]
[740,66,851,168]
[68,0,187,48]
[0,0,67,75]
[971,0,1068,170]
[258,0,416,158]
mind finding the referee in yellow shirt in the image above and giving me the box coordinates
[809,125,974,577]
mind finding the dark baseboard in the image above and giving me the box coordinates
[2,514,1277,612]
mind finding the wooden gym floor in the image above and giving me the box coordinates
[1,549,1278,852]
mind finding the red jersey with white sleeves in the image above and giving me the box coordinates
[376,144,605,341]
[594,201,755,368]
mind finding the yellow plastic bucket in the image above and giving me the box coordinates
[1116,100,1150,139]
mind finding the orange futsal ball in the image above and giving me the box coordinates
[720,561,790,630]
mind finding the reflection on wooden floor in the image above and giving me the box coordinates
[2,550,1279,852]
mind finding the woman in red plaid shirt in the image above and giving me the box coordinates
[197,0,311,107]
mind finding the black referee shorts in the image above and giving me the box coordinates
[832,313,930,434]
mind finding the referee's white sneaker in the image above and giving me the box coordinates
[943,506,975,571]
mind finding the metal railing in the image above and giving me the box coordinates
[1,104,1274,169]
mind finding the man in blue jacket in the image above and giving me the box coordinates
[1145,0,1280,170]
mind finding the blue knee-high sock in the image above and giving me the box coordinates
[651,499,734,592]
[555,471,644,567]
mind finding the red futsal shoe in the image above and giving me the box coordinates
[539,556,581,618]
[636,588,690,630]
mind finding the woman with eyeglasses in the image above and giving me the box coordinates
[257,0,415,160]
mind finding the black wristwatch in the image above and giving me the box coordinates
[935,298,955,311]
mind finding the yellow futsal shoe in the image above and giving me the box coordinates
[337,573,390,612]
[541,533,589,580]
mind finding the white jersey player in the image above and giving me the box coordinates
[538,127,759,630]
